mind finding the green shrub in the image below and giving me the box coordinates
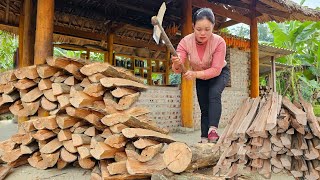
[314,104,320,117]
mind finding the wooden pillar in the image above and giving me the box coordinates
[180,0,193,128]
[271,56,276,92]
[104,52,108,62]
[250,0,259,98]
[17,0,36,124]
[87,50,90,61]
[34,0,54,65]
[107,32,114,65]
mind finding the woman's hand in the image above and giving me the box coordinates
[183,71,197,80]
[171,56,182,66]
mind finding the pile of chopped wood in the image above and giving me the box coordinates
[213,92,320,179]
[0,57,219,179]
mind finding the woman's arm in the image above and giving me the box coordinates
[172,39,188,73]
[196,38,226,80]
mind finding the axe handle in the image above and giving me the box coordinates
[152,17,187,73]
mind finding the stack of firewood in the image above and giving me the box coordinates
[0,57,219,179]
[212,92,320,179]
[259,85,272,97]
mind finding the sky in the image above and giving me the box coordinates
[291,0,320,9]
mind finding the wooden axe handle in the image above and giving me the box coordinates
[151,16,187,73]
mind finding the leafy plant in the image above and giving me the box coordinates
[0,31,18,71]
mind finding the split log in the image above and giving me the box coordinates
[126,149,166,175]
[88,73,106,83]
[52,83,70,96]
[64,76,77,86]
[84,126,98,137]
[0,165,12,180]
[100,77,147,91]
[265,92,278,130]
[0,82,16,94]
[282,96,307,125]
[83,83,105,98]
[107,161,127,175]
[41,150,60,168]
[102,114,168,134]
[110,124,128,134]
[21,143,38,154]
[236,97,260,141]
[111,87,137,98]
[58,129,72,141]
[63,140,77,153]
[40,96,57,111]
[36,64,59,78]
[77,145,91,159]
[116,92,140,110]
[90,135,105,149]
[56,115,80,129]
[38,79,52,91]
[57,158,68,169]
[122,128,175,143]
[57,94,70,108]
[299,95,320,139]
[104,134,127,148]
[32,115,58,130]
[72,134,91,147]
[32,129,56,141]
[40,138,62,153]
[60,147,77,163]
[42,90,57,103]
[90,142,123,160]
[15,79,37,90]
[78,157,95,169]
[21,87,42,103]
[114,152,127,162]
[69,90,102,108]
[14,65,38,80]
[1,148,22,163]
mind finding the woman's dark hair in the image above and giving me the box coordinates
[193,8,215,24]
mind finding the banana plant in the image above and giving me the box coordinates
[267,21,320,101]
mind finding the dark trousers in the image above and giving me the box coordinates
[196,66,230,137]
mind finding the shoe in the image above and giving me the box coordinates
[208,129,219,143]
[198,137,208,143]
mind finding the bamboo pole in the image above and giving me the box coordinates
[34,0,54,65]
[271,56,276,92]
[180,0,194,128]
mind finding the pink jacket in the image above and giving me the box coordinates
[172,33,226,80]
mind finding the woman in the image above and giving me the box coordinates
[172,8,230,143]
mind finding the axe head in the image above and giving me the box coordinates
[152,2,166,44]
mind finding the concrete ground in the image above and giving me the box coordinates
[0,120,293,180]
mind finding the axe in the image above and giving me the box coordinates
[151,2,187,73]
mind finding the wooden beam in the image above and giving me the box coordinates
[250,0,259,98]
[114,36,166,52]
[5,0,9,23]
[54,26,166,52]
[34,0,54,65]
[181,0,194,128]
[192,0,251,25]
[216,20,239,30]
[213,0,290,19]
